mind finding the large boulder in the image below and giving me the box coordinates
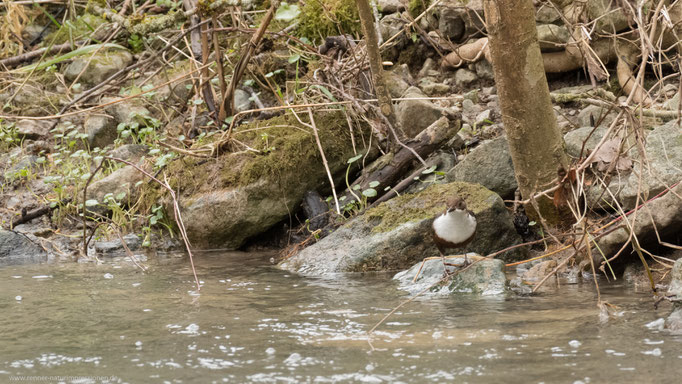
[0,230,47,266]
[170,112,367,249]
[279,182,524,276]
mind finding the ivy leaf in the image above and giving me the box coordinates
[85,199,99,207]
[362,188,377,198]
[368,181,380,188]
[275,2,300,22]
[422,165,437,174]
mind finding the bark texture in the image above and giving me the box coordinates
[483,0,568,221]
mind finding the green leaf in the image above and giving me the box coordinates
[274,2,300,22]
[368,181,380,188]
[347,154,362,164]
[310,85,337,102]
[85,199,99,207]
[362,188,377,198]
[352,184,361,191]
[288,54,300,63]
[528,221,537,226]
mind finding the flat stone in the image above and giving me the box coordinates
[15,119,52,140]
[455,68,478,87]
[0,229,47,266]
[64,49,133,86]
[94,233,141,256]
[397,87,445,138]
[394,256,506,295]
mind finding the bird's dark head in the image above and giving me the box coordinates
[446,197,467,212]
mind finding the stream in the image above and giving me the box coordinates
[1,251,680,383]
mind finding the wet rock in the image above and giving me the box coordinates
[301,190,329,231]
[94,233,141,256]
[64,49,133,86]
[106,144,148,162]
[280,182,524,276]
[665,258,682,332]
[455,68,478,87]
[15,120,52,140]
[667,258,682,301]
[522,260,557,283]
[397,87,445,137]
[0,229,47,266]
[85,115,117,149]
[394,256,506,295]
[446,136,517,198]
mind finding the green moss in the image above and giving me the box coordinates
[168,110,360,197]
[408,0,431,17]
[365,182,496,234]
[47,13,106,44]
[297,0,361,44]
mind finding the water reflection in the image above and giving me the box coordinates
[0,251,680,383]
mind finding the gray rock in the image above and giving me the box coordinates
[379,12,409,50]
[419,77,450,95]
[6,155,38,179]
[64,49,133,86]
[446,137,517,197]
[537,24,570,51]
[536,4,562,23]
[596,179,682,257]
[0,229,47,266]
[87,165,146,214]
[474,60,494,80]
[665,308,682,333]
[397,87,445,137]
[394,256,506,295]
[418,58,437,78]
[101,97,150,126]
[176,113,362,249]
[455,68,478,87]
[106,144,148,162]
[620,120,682,209]
[475,109,493,126]
[85,115,117,149]
[94,233,141,256]
[563,125,608,158]
[386,64,412,98]
[667,258,682,301]
[15,119,52,140]
[378,0,406,14]
[280,182,524,276]
[577,105,617,128]
[234,89,253,113]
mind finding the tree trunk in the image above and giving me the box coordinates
[355,0,405,145]
[483,0,569,223]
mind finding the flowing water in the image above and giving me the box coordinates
[0,251,680,383]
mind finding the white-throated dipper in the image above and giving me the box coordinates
[432,196,477,270]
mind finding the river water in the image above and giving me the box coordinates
[0,251,680,383]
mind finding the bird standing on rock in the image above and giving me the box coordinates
[432,196,477,271]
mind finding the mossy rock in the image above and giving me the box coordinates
[168,111,370,249]
[280,181,525,276]
[296,0,361,44]
[47,13,107,44]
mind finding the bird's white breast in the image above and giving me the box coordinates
[432,209,476,244]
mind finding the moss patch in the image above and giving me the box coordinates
[408,0,432,18]
[296,0,361,44]
[365,182,497,234]
[168,110,362,197]
[47,13,107,44]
